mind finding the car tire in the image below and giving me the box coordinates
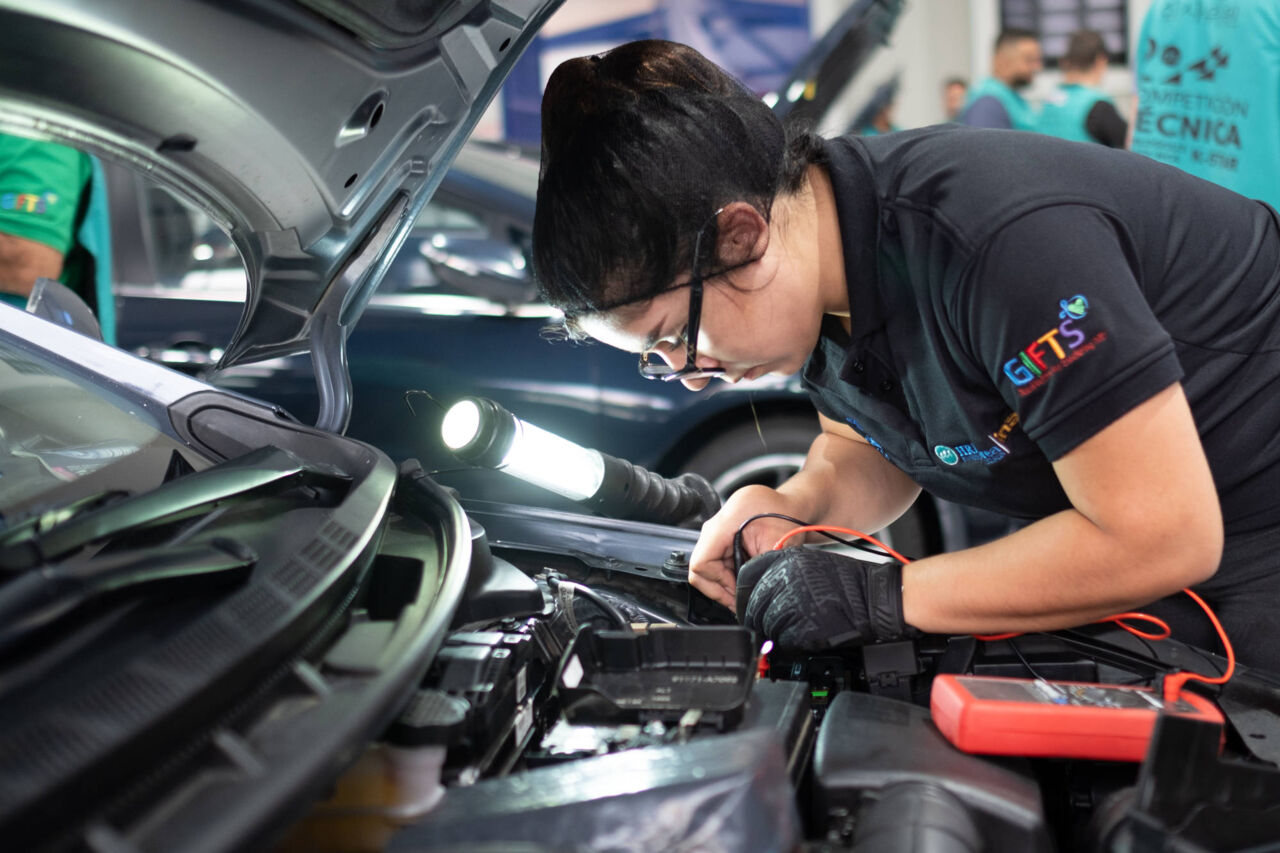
[678,414,817,496]
[677,413,941,559]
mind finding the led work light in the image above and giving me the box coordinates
[441,397,721,527]
[442,397,605,501]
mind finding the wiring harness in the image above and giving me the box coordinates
[733,514,1235,703]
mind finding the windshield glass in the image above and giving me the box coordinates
[451,144,538,198]
[0,337,193,521]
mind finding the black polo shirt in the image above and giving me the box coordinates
[802,127,1280,554]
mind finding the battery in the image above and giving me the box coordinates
[930,674,1224,762]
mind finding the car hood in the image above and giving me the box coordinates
[0,0,561,429]
[766,0,904,126]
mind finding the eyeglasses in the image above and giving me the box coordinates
[638,209,727,382]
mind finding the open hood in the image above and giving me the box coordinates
[765,0,904,125]
[0,0,562,430]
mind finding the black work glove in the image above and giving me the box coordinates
[736,548,918,651]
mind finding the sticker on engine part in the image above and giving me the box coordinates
[562,655,584,689]
[515,701,533,744]
[517,665,528,702]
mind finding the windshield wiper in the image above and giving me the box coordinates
[0,446,350,571]
[0,537,256,655]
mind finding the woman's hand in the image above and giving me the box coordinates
[687,413,921,612]
[688,485,813,611]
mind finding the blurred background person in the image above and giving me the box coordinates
[0,132,114,341]
[851,76,901,135]
[1038,30,1127,148]
[941,75,968,122]
[960,28,1042,130]
[1131,0,1280,210]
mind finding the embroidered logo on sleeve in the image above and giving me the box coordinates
[1002,295,1108,396]
[0,192,59,215]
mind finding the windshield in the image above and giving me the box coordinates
[451,143,538,198]
[0,337,195,521]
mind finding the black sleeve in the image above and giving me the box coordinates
[950,205,1183,460]
[1085,100,1128,148]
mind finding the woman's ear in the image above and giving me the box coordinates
[714,202,770,268]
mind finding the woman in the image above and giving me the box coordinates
[532,40,1280,672]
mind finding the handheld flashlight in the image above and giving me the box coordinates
[441,397,721,527]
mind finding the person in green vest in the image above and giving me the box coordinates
[851,77,901,137]
[1038,30,1127,147]
[960,28,1042,131]
[0,132,115,343]
[1131,0,1280,212]
[942,76,968,123]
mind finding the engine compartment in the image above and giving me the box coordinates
[278,496,1280,853]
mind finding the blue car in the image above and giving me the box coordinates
[113,141,948,551]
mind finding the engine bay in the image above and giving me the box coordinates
[280,495,1280,853]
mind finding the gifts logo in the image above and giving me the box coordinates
[0,192,57,215]
[1003,295,1095,388]
[1002,295,1108,396]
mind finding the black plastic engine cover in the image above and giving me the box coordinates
[384,679,811,851]
[813,691,1052,852]
[385,727,799,851]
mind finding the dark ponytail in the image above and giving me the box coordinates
[782,123,827,192]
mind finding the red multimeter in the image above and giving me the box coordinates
[931,674,1224,762]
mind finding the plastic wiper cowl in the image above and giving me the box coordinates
[0,446,350,570]
[0,538,257,654]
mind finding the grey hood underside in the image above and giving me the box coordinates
[0,0,561,431]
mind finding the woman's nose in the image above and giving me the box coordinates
[646,342,685,371]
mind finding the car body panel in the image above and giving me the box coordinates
[0,0,564,434]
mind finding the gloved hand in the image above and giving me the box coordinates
[736,548,918,651]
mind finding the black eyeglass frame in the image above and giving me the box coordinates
[638,208,728,383]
